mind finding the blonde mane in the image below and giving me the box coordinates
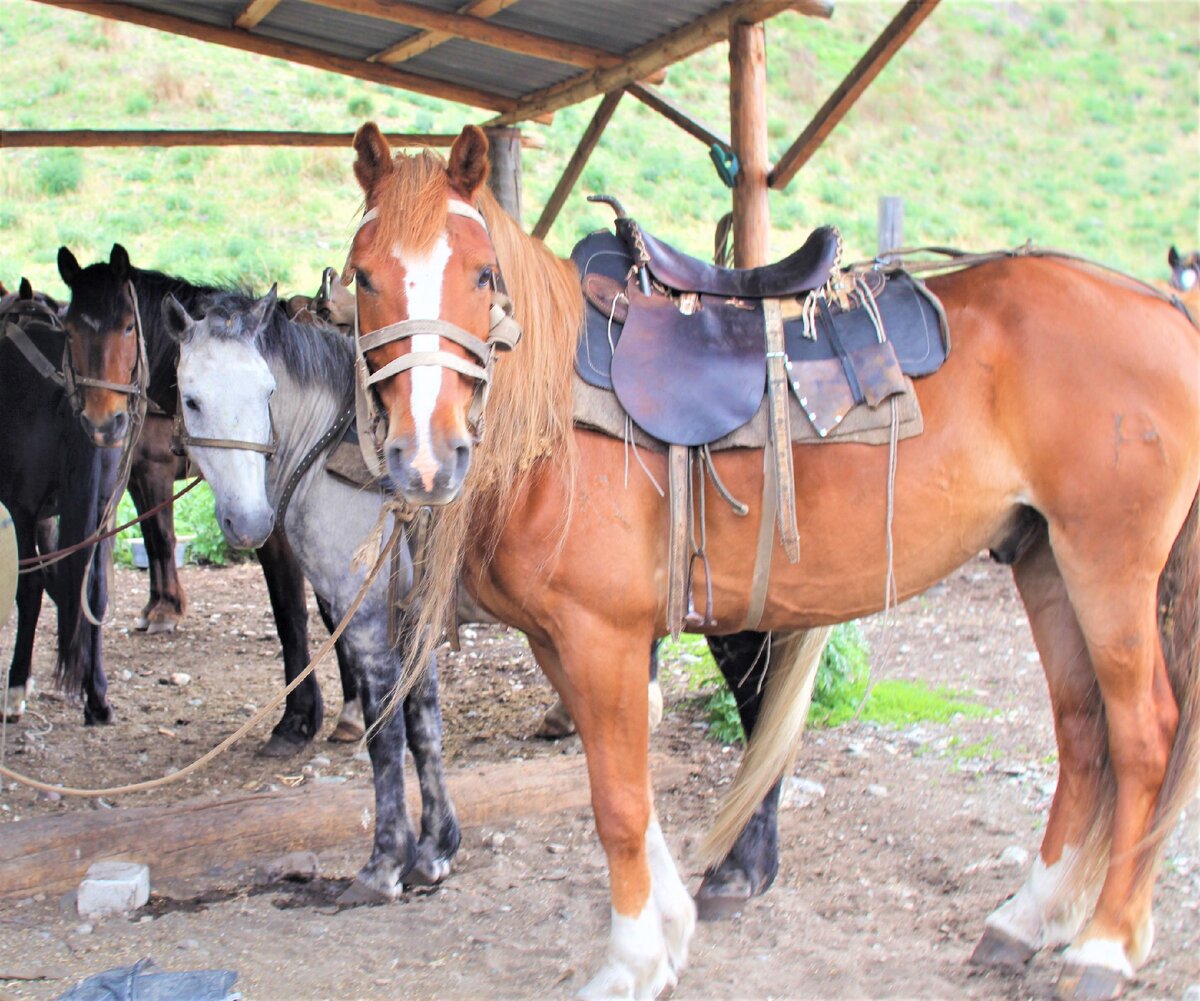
[372,150,583,685]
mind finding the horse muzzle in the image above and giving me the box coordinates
[385,432,472,506]
[218,504,275,551]
[79,409,129,448]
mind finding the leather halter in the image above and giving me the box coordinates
[347,201,523,475]
[171,396,277,459]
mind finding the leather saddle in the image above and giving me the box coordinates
[572,227,948,445]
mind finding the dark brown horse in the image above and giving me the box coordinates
[347,124,1200,1001]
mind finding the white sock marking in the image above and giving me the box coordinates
[985,845,1087,950]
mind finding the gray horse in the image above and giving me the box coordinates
[164,287,458,902]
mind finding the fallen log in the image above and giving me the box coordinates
[0,754,693,900]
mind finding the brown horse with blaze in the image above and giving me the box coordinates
[346,122,1200,1001]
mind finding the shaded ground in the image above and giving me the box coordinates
[1,555,1197,1000]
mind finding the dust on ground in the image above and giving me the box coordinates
[1,556,1197,1000]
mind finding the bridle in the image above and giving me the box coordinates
[171,398,278,460]
[346,199,523,476]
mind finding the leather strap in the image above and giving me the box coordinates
[2,321,64,385]
[666,444,689,638]
[764,298,800,563]
[744,446,777,630]
[275,397,356,529]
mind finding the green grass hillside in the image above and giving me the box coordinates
[1,0,1197,300]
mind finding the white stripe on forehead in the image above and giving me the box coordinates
[394,232,452,492]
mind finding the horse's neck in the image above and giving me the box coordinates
[264,363,346,511]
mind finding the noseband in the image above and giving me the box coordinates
[348,201,523,475]
[171,392,278,460]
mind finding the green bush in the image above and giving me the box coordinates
[115,482,243,567]
[35,150,83,196]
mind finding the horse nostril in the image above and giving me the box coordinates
[109,412,128,437]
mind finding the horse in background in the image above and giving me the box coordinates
[1168,245,1199,316]
[166,286,459,899]
[1,247,138,723]
[347,124,1200,1001]
[122,264,362,755]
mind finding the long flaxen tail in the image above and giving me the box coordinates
[699,626,832,869]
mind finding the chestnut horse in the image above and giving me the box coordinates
[346,124,1200,1001]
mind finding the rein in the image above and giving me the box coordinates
[17,476,203,574]
[347,203,523,476]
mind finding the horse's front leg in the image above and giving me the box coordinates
[336,646,419,905]
[401,649,459,885]
[6,508,43,722]
[533,625,695,1001]
[128,419,187,634]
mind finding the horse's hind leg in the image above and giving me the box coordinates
[318,594,364,744]
[256,532,323,757]
[128,422,186,634]
[695,630,781,921]
[401,651,459,885]
[5,510,43,721]
[971,529,1100,970]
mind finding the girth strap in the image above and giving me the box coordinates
[764,298,800,564]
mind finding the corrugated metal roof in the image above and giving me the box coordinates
[69,0,815,119]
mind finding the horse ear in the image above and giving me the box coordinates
[353,122,394,197]
[162,294,194,343]
[58,246,81,287]
[447,125,490,201]
[18,277,33,301]
[110,243,131,282]
[1168,246,1181,268]
[249,284,278,332]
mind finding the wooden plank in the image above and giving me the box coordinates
[485,126,523,223]
[487,0,830,126]
[30,1,517,113]
[769,0,940,189]
[233,0,283,30]
[531,89,623,241]
[626,82,731,153]
[730,21,769,267]
[370,0,519,64]
[0,755,694,901]
[308,0,621,70]
[877,195,904,256]
[0,129,546,149]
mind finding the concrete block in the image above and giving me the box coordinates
[77,861,150,919]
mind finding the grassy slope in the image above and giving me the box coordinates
[1,0,1197,300]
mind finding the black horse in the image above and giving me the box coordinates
[1,249,135,724]
[120,265,359,756]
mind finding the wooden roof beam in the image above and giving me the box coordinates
[31,1,517,112]
[369,0,517,64]
[233,0,283,30]
[769,0,939,189]
[308,0,622,70]
[487,0,832,126]
[0,129,547,149]
[532,89,623,241]
[626,82,731,153]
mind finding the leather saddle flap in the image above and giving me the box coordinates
[610,286,766,447]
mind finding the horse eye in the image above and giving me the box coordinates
[477,266,494,290]
[125,322,135,335]
[356,271,376,295]
[185,397,200,412]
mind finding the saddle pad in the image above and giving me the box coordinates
[784,270,948,376]
[324,423,390,492]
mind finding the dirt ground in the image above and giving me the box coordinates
[1,555,1197,1000]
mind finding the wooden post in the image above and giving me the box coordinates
[878,195,904,257]
[729,21,769,268]
[485,125,523,225]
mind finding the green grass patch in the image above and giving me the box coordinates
[114,482,244,568]
[34,149,83,196]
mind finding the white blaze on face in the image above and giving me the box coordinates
[394,232,452,491]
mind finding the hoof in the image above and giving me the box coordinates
[969,926,1036,972]
[1056,963,1128,1001]
[328,719,365,743]
[2,686,26,723]
[258,731,311,758]
[133,615,150,632]
[694,869,753,922]
[337,877,398,907]
[84,703,114,726]
[535,699,576,740]
[407,856,453,887]
[145,620,178,636]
